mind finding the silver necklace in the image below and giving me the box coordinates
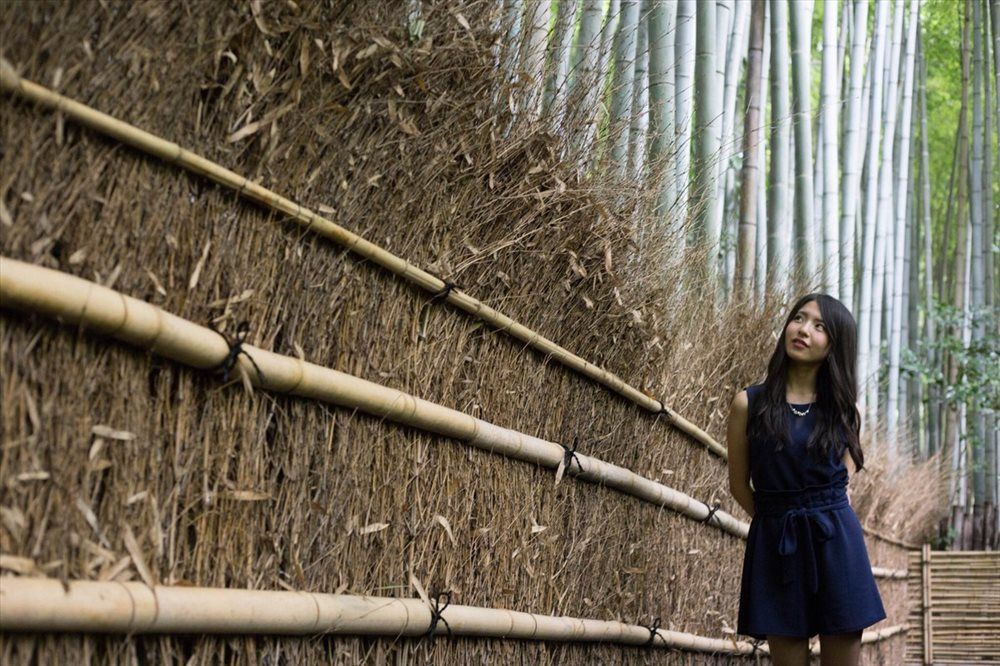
[788,402,813,416]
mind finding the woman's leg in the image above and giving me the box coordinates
[818,630,863,666]
[767,634,811,666]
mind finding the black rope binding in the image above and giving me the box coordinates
[562,436,584,475]
[656,400,674,424]
[699,500,721,526]
[430,280,458,304]
[424,591,453,640]
[214,321,264,383]
[644,617,662,647]
[749,638,765,656]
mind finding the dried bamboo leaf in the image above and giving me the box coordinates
[0,554,42,575]
[434,514,456,546]
[217,490,270,501]
[122,523,155,587]
[188,240,211,291]
[91,425,135,441]
[359,522,389,535]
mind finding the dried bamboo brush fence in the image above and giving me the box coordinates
[0,64,913,553]
[0,256,908,583]
[0,60,715,458]
[0,65,919,552]
[905,546,1000,664]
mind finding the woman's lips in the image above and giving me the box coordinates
[793,339,808,349]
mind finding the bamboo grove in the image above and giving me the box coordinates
[482,0,999,547]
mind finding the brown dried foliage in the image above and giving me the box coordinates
[0,1,941,663]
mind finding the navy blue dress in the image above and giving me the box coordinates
[737,384,886,639]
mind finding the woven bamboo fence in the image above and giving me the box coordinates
[0,2,936,663]
[905,546,1000,664]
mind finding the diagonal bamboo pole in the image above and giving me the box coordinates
[0,63,918,551]
[0,61,722,457]
[0,257,910,580]
[0,257,745,537]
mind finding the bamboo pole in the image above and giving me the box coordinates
[0,60,723,458]
[921,542,933,664]
[0,257,910,581]
[0,64,919,552]
[0,257,744,537]
[0,576,906,654]
[0,578,907,655]
[0,577,768,654]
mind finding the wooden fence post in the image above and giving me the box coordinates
[920,542,933,664]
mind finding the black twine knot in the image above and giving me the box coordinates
[430,280,458,303]
[214,321,263,383]
[562,436,583,475]
[656,400,674,423]
[644,617,662,647]
[424,591,452,639]
[700,500,722,526]
[749,638,765,655]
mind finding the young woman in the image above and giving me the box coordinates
[727,294,886,666]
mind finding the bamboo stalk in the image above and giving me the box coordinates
[0,257,910,581]
[0,577,769,654]
[0,578,909,655]
[0,61,724,458]
[922,542,933,663]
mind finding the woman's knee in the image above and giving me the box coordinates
[818,630,862,666]
[767,634,810,666]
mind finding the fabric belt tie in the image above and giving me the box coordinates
[777,505,839,594]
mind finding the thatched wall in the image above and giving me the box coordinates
[0,1,942,663]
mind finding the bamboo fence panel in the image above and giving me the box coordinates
[0,65,919,553]
[905,549,1000,664]
[0,256,909,581]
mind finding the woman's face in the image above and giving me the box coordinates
[785,300,831,363]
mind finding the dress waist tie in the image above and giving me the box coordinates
[756,485,849,595]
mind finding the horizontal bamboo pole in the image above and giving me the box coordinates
[807,623,909,656]
[870,566,909,580]
[0,64,923,553]
[0,63,723,457]
[0,258,910,581]
[0,578,908,657]
[863,525,919,549]
[0,577,769,655]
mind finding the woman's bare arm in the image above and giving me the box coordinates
[727,390,755,519]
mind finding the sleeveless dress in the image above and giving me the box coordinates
[736,384,886,639]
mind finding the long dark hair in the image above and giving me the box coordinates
[747,293,865,471]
